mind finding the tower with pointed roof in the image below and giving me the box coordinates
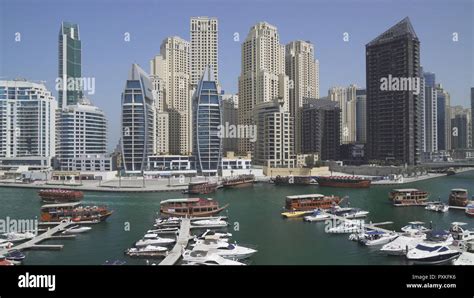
[366,17,421,165]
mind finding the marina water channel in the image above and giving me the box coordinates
[1,170,473,265]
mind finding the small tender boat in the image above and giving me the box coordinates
[425,202,449,213]
[326,220,363,234]
[336,208,370,219]
[406,244,461,264]
[197,230,232,241]
[401,221,429,234]
[303,209,331,222]
[192,240,257,260]
[465,205,474,217]
[182,250,246,265]
[349,230,399,246]
[5,250,26,262]
[1,232,35,243]
[380,233,427,255]
[62,226,92,234]
[135,237,175,247]
[192,218,228,227]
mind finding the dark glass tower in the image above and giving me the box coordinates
[121,64,155,173]
[192,66,222,176]
[58,21,82,108]
[365,17,421,165]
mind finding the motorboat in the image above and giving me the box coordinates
[192,218,228,227]
[425,230,454,245]
[449,222,474,246]
[182,250,246,265]
[0,232,35,243]
[135,236,175,247]
[349,230,398,246]
[326,220,363,234]
[62,226,92,234]
[425,202,449,213]
[197,229,232,241]
[154,217,181,227]
[192,240,257,260]
[337,208,370,219]
[400,222,429,234]
[126,245,168,254]
[303,209,331,222]
[406,244,461,264]
[380,233,427,255]
[4,250,26,263]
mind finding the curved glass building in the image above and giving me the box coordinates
[192,66,222,176]
[121,64,155,173]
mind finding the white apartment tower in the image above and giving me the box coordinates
[285,40,319,153]
[329,85,357,144]
[190,17,218,87]
[238,22,289,155]
[150,36,191,155]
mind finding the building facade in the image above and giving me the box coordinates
[56,98,108,170]
[190,17,218,87]
[355,89,367,143]
[329,85,357,144]
[366,17,421,165]
[238,22,289,155]
[302,98,341,161]
[285,40,319,154]
[436,84,451,151]
[221,93,239,154]
[424,84,438,153]
[192,67,222,176]
[121,64,156,173]
[0,80,57,169]
[58,21,82,109]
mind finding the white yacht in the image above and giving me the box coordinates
[326,220,363,234]
[197,229,232,241]
[303,209,331,222]
[380,232,427,255]
[0,232,35,243]
[192,218,228,227]
[450,222,474,246]
[192,240,257,260]
[127,245,168,255]
[135,236,175,247]
[182,250,245,265]
[425,202,449,213]
[400,222,429,234]
[349,230,398,246]
[62,226,91,234]
[406,244,461,264]
[341,208,370,219]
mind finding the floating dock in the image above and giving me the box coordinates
[159,218,191,265]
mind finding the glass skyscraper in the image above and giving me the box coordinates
[58,21,82,109]
[121,64,156,173]
[192,66,222,176]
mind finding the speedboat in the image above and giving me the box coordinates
[62,226,91,234]
[425,202,449,213]
[135,237,175,247]
[349,230,398,246]
[303,209,331,222]
[126,245,168,254]
[0,232,35,243]
[449,222,474,246]
[380,232,427,255]
[406,244,461,264]
[326,220,363,234]
[197,229,232,241]
[182,250,245,265]
[192,218,228,227]
[339,208,370,219]
[401,221,429,234]
[192,240,257,260]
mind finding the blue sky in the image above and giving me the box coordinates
[1,0,473,151]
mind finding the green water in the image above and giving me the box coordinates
[1,171,473,265]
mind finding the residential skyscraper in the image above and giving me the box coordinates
[221,93,239,154]
[302,98,341,161]
[424,85,438,153]
[436,84,451,151]
[190,17,218,87]
[450,106,470,150]
[58,21,82,109]
[471,88,474,148]
[285,40,319,153]
[150,36,191,155]
[150,75,169,155]
[56,98,108,171]
[0,80,57,168]
[121,64,156,173]
[253,99,295,167]
[192,66,222,176]
[366,17,421,165]
[329,85,357,144]
[238,22,289,155]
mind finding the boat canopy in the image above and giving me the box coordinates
[451,188,467,192]
[392,188,419,192]
[366,230,385,235]
[407,221,425,225]
[286,194,326,199]
[41,202,82,208]
[160,198,202,204]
